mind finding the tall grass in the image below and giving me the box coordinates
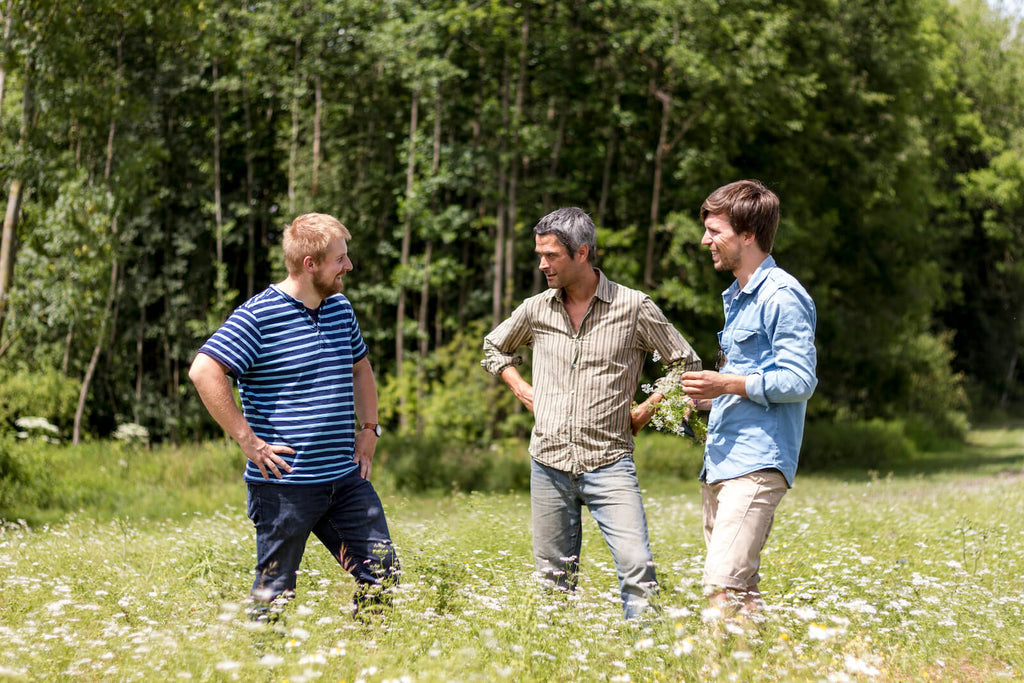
[1,428,1022,680]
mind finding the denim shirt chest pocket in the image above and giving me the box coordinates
[720,327,767,373]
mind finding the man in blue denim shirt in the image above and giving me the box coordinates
[681,180,817,618]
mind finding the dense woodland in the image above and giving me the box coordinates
[0,0,1021,446]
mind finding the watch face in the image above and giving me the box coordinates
[373,424,382,437]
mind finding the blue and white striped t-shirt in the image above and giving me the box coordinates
[198,284,368,484]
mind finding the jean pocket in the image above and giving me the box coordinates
[246,484,262,523]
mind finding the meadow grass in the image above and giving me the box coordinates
[1,428,1023,681]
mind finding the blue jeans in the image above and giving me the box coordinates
[530,456,657,618]
[246,475,399,603]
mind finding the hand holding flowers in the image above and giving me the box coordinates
[636,361,708,442]
[642,384,707,442]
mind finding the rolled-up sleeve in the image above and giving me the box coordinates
[745,288,817,407]
[481,303,533,375]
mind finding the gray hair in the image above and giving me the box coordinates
[533,207,597,263]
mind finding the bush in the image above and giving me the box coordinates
[378,323,531,446]
[0,439,244,526]
[633,432,705,480]
[0,369,82,437]
[800,418,917,472]
[377,435,529,494]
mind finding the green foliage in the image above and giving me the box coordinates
[1,0,1022,444]
[800,418,917,472]
[633,432,705,480]
[377,436,529,494]
[0,369,82,436]
[379,323,530,445]
[0,439,245,526]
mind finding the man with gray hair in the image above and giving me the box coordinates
[482,207,701,618]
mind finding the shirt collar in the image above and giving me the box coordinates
[725,255,777,299]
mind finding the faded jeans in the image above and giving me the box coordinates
[530,456,657,618]
[246,474,399,603]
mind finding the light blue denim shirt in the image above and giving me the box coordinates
[701,256,818,486]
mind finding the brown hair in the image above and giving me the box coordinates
[700,180,780,253]
[282,213,351,275]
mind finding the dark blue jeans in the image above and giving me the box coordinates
[246,475,399,603]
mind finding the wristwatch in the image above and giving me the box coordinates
[361,422,382,437]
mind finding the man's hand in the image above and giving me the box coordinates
[240,434,294,480]
[353,429,378,480]
[630,394,664,435]
[680,371,748,401]
[189,352,295,480]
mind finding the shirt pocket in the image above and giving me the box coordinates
[724,327,764,373]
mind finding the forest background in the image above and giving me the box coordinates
[0,0,1022,461]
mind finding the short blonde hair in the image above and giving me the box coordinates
[282,213,351,275]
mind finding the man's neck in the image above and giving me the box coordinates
[562,267,599,305]
[277,276,323,310]
[734,253,769,289]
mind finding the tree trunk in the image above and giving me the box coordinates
[645,88,671,287]
[492,55,510,328]
[74,36,124,444]
[0,11,9,118]
[503,4,528,317]
[288,37,301,216]
[312,74,322,198]
[598,91,621,228]
[212,57,226,313]
[415,240,433,434]
[414,97,444,435]
[135,307,145,423]
[74,220,119,444]
[63,323,74,375]
[999,347,1019,410]
[396,88,419,430]
[243,82,256,297]
[536,99,565,294]
[0,60,33,339]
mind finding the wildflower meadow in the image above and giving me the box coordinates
[1,427,1023,681]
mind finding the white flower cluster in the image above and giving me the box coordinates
[641,367,707,442]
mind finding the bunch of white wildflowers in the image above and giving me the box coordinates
[640,357,707,442]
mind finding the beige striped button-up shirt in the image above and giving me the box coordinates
[482,270,702,474]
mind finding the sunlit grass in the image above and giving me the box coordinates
[1,428,1023,681]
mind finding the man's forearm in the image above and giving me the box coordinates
[352,358,379,425]
[189,355,256,445]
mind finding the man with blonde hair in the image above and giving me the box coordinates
[190,212,398,621]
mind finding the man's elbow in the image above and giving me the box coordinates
[767,372,817,404]
[791,375,817,402]
[188,353,219,387]
[187,356,203,385]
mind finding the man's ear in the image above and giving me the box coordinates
[302,255,317,272]
[576,244,590,262]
